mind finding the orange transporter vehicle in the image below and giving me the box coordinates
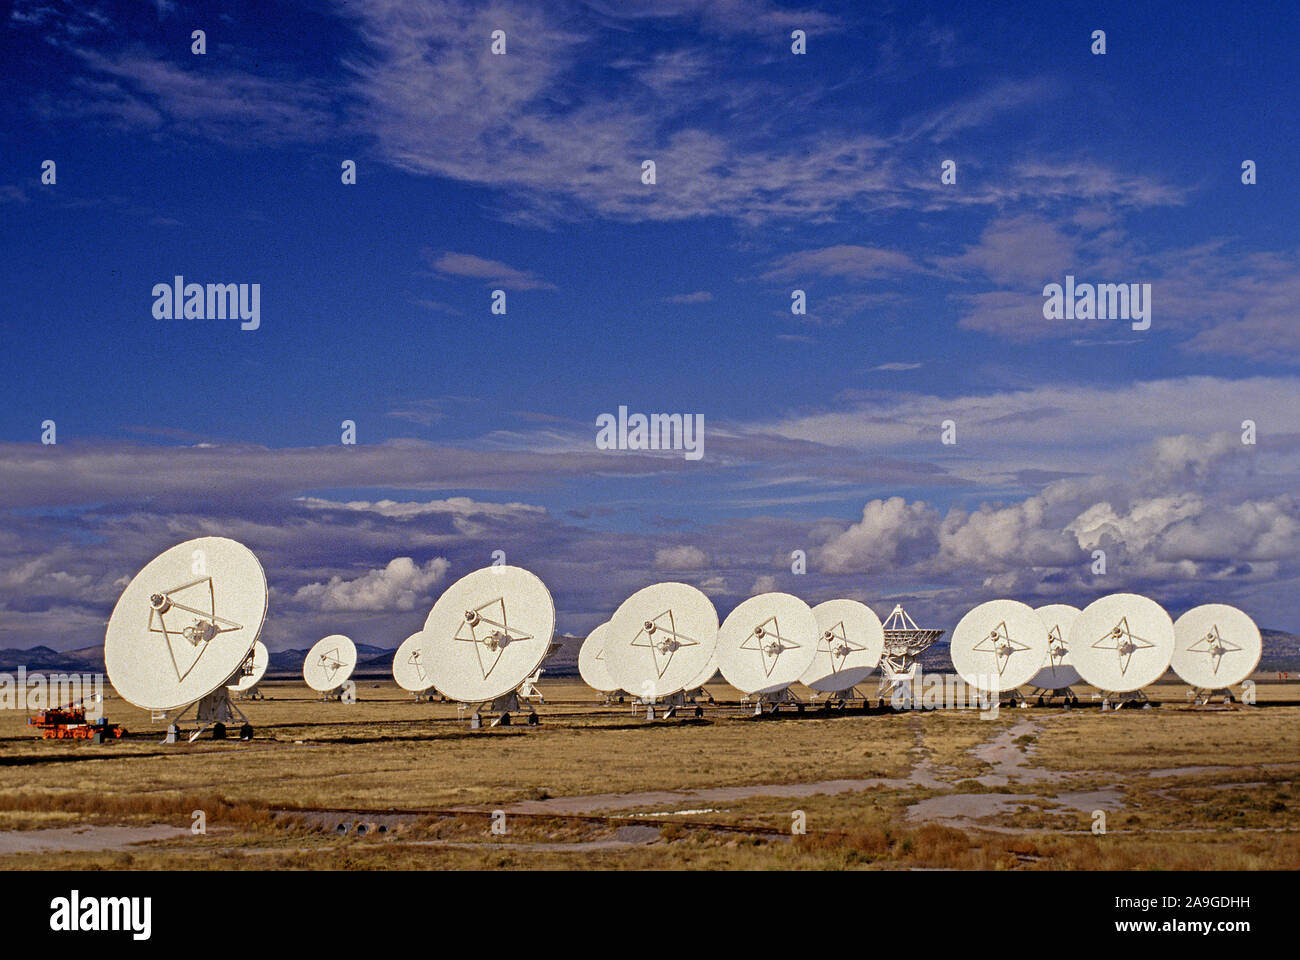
[28,706,125,740]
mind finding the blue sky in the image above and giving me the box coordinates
[3,0,1299,650]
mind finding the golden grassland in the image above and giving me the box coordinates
[0,677,1296,870]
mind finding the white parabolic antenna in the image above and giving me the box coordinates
[392,631,434,693]
[1171,604,1262,690]
[950,599,1049,693]
[682,645,720,692]
[1069,593,1174,693]
[105,537,268,713]
[1029,604,1082,690]
[304,635,357,692]
[717,592,818,696]
[577,621,618,693]
[800,599,885,692]
[603,583,718,700]
[228,641,269,693]
[420,565,554,704]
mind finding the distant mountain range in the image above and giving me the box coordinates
[1,630,1297,677]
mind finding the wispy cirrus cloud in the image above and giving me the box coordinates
[427,251,556,291]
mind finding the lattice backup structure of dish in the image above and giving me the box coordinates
[877,603,946,703]
[227,640,269,701]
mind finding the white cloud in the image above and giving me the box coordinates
[763,245,926,281]
[297,496,545,520]
[293,557,451,612]
[653,545,708,570]
[428,251,555,291]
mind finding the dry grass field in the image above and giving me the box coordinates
[1,676,1296,870]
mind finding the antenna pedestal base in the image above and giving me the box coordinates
[158,689,249,743]
[1098,690,1153,711]
[1030,686,1080,707]
[747,688,802,716]
[812,686,866,708]
[638,691,694,721]
[462,690,539,728]
[1185,687,1241,708]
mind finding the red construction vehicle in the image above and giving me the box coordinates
[28,706,126,740]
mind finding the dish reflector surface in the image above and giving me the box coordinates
[392,631,434,692]
[420,566,555,703]
[682,646,720,692]
[1171,604,1261,690]
[950,599,1049,693]
[603,583,719,700]
[799,599,885,691]
[1069,593,1174,692]
[304,635,357,691]
[228,640,269,693]
[105,537,267,712]
[717,592,818,695]
[1029,604,1082,689]
[577,621,618,693]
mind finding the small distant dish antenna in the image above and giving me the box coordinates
[228,641,269,700]
[105,537,266,742]
[1028,604,1082,703]
[799,599,885,700]
[304,635,357,698]
[1069,593,1174,704]
[602,583,718,718]
[578,621,618,695]
[393,631,436,698]
[420,565,554,726]
[1171,604,1261,703]
[717,592,817,710]
[950,599,1049,702]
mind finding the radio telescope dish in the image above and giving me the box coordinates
[304,635,357,692]
[800,599,885,692]
[1069,594,1174,693]
[577,621,618,693]
[682,646,719,692]
[392,632,434,693]
[603,583,718,700]
[1029,604,1082,690]
[950,599,1049,693]
[717,593,818,696]
[228,641,269,693]
[1171,604,1262,690]
[105,537,267,713]
[420,566,554,704]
